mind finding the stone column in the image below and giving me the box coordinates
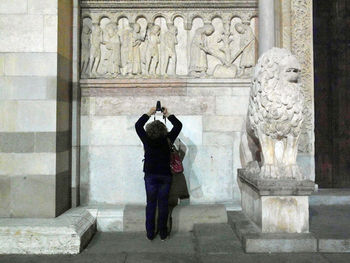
[0,0,73,218]
[258,0,275,56]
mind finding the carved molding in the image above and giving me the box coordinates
[80,1,258,80]
[81,0,258,9]
[291,0,314,154]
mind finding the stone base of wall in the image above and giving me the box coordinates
[0,208,96,255]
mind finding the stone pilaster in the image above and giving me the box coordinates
[0,0,73,218]
[258,0,275,55]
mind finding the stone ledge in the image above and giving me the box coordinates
[229,211,317,253]
[123,204,228,232]
[238,169,315,196]
[0,208,97,255]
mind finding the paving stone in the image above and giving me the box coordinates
[125,252,198,263]
[84,232,195,255]
[193,223,243,254]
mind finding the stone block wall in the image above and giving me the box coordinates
[80,79,250,207]
[0,0,73,217]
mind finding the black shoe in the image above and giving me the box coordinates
[147,232,155,241]
[160,232,167,241]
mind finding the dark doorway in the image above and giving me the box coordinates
[314,0,350,187]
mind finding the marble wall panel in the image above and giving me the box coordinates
[16,101,57,132]
[0,0,27,14]
[187,146,233,204]
[0,153,56,176]
[4,53,57,76]
[83,146,145,205]
[28,0,58,15]
[216,96,249,115]
[0,175,10,217]
[44,15,58,52]
[0,77,48,100]
[0,15,44,52]
[203,116,244,132]
[0,101,18,132]
[10,174,56,218]
[0,54,4,75]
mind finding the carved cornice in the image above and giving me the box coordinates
[81,0,258,9]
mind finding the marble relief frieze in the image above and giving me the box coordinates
[80,2,258,79]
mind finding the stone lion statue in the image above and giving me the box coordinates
[240,48,305,180]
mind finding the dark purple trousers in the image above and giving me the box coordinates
[144,174,172,237]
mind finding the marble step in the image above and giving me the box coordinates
[310,189,350,205]
[86,204,228,232]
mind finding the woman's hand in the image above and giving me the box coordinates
[147,107,156,116]
[162,107,170,118]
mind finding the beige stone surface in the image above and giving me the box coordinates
[0,54,4,76]
[28,0,58,15]
[261,196,309,233]
[0,175,10,217]
[0,77,48,100]
[0,15,44,52]
[4,53,57,76]
[216,96,249,115]
[0,0,27,14]
[44,15,58,52]
[202,132,234,146]
[10,174,56,217]
[0,101,18,132]
[0,153,56,175]
[203,116,244,132]
[17,101,56,132]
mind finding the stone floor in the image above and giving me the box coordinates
[1,205,350,263]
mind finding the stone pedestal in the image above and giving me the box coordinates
[238,169,315,234]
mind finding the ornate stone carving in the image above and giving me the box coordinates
[160,24,178,76]
[103,22,121,76]
[145,24,161,76]
[240,48,305,180]
[90,23,103,77]
[189,24,215,78]
[235,23,256,78]
[291,0,314,154]
[81,23,92,77]
[80,1,258,79]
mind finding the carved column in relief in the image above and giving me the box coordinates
[291,0,314,154]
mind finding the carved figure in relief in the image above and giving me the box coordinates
[160,24,178,76]
[234,23,256,78]
[131,23,143,75]
[212,24,238,78]
[103,22,121,76]
[240,48,305,180]
[120,24,133,75]
[91,23,103,77]
[189,24,215,78]
[145,25,161,75]
[81,23,92,77]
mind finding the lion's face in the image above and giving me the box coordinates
[279,56,301,83]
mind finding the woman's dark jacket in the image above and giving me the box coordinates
[135,114,182,175]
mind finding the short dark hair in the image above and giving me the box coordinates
[145,120,168,140]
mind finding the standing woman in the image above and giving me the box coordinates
[135,106,182,241]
